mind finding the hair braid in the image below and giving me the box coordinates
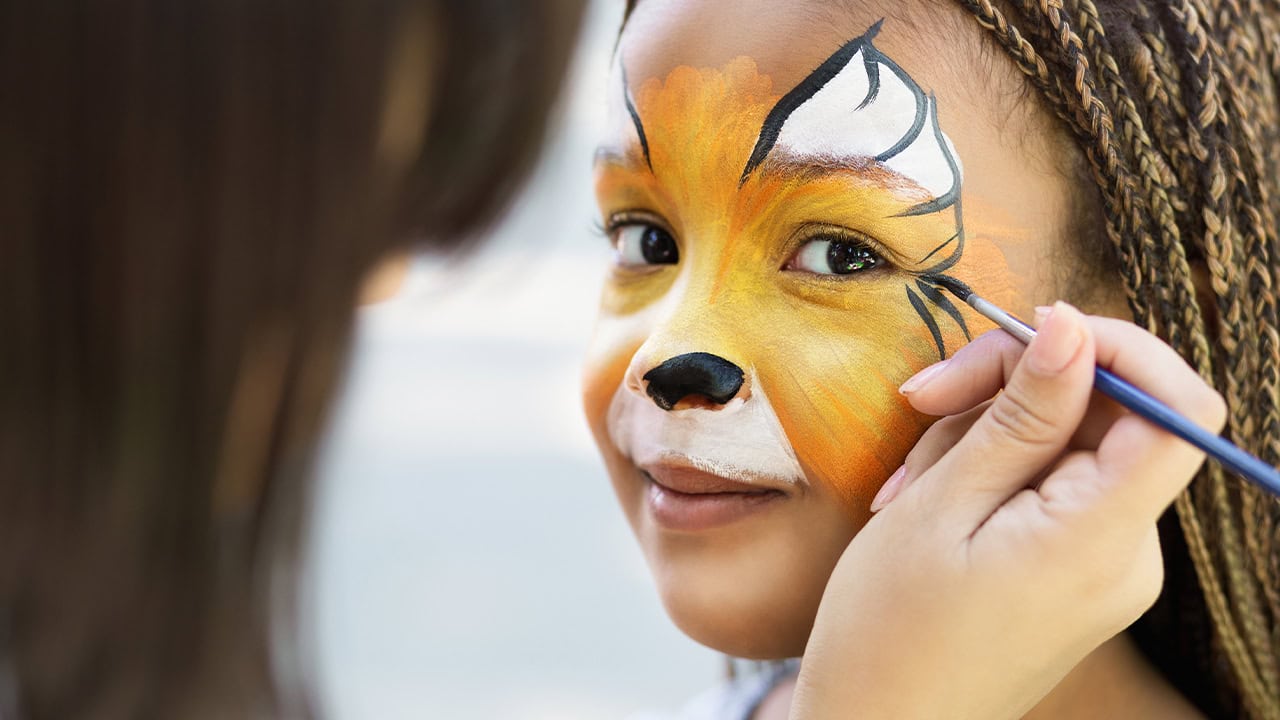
[1207,0,1280,694]
[1071,0,1209,368]
[954,1,1280,716]
[1178,0,1280,705]
[1132,2,1200,208]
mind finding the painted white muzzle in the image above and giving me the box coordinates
[606,370,806,488]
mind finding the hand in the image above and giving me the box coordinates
[788,302,1227,720]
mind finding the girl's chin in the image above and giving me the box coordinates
[657,582,818,659]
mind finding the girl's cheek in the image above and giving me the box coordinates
[755,323,943,514]
[582,316,645,435]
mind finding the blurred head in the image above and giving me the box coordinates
[585,1,1280,715]
[0,0,581,716]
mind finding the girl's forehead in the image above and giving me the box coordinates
[619,0,975,100]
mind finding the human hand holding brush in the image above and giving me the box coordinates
[790,302,1224,720]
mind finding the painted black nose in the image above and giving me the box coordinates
[642,352,745,411]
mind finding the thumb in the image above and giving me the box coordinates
[916,302,1097,526]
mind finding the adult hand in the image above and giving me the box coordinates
[788,302,1227,720]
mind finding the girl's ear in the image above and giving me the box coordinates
[1190,260,1222,343]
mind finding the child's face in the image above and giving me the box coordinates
[584,0,1110,657]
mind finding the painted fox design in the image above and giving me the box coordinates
[741,22,972,358]
[618,21,971,362]
[588,8,1086,662]
[587,19,1003,513]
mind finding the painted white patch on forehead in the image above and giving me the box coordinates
[741,24,961,203]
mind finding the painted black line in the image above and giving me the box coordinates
[896,93,961,217]
[871,50,929,162]
[918,209,965,275]
[916,232,958,266]
[906,284,946,360]
[621,64,652,171]
[856,50,880,111]
[740,19,885,183]
[916,277,971,340]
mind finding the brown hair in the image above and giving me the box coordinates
[949,2,1280,716]
[620,0,1280,716]
[0,1,583,717]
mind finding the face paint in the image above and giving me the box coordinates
[607,369,805,488]
[587,21,997,512]
[739,21,971,360]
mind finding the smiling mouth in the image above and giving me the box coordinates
[641,463,787,532]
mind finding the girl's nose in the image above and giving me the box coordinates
[641,352,745,411]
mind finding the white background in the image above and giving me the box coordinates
[307,2,724,717]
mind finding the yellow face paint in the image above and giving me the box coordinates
[586,29,1013,514]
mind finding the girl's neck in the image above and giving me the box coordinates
[1024,632,1203,720]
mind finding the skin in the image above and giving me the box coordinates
[791,307,1218,719]
[585,0,1110,659]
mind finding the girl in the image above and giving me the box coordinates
[585,0,1280,717]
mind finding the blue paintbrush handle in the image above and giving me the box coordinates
[1092,366,1280,496]
[963,294,1280,496]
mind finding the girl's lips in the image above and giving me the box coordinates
[642,464,787,532]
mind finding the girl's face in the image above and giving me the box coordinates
[584,0,1115,657]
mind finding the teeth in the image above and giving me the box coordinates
[607,371,806,487]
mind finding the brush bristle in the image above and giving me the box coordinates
[929,274,974,302]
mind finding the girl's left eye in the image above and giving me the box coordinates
[787,238,883,275]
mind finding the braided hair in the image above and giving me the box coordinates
[619,0,1280,715]
[951,2,1280,716]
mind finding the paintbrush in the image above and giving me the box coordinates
[929,275,1280,497]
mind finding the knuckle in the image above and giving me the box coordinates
[986,385,1061,446]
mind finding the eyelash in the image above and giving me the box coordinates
[594,214,898,277]
[602,210,665,237]
[786,227,894,273]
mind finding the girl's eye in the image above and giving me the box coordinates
[614,224,679,267]
[787,238,882,275]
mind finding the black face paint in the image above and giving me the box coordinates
[914,277,971,340]
[643,352,745,411]
[745,21,973,360]
[740,19,889,183]
[905,285,946,361]
[621,65,653,171]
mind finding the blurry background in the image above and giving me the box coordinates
[305,1,723,717]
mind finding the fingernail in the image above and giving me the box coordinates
[870,465,907,513]
[899,359,950,395]
[1027,301,1084,373]
[1034,306,1053,325]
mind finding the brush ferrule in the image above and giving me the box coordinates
[968,296,1036,344]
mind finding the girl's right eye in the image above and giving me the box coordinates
[613,224,679,267]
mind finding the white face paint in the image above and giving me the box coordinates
[741,25,961,207]
[606,370,806,488]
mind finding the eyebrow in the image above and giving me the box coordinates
[592,144,641,170]
[752,153,930,200]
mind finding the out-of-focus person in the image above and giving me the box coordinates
[0,2,584,717]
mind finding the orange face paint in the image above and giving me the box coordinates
[586,26,1007,514]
